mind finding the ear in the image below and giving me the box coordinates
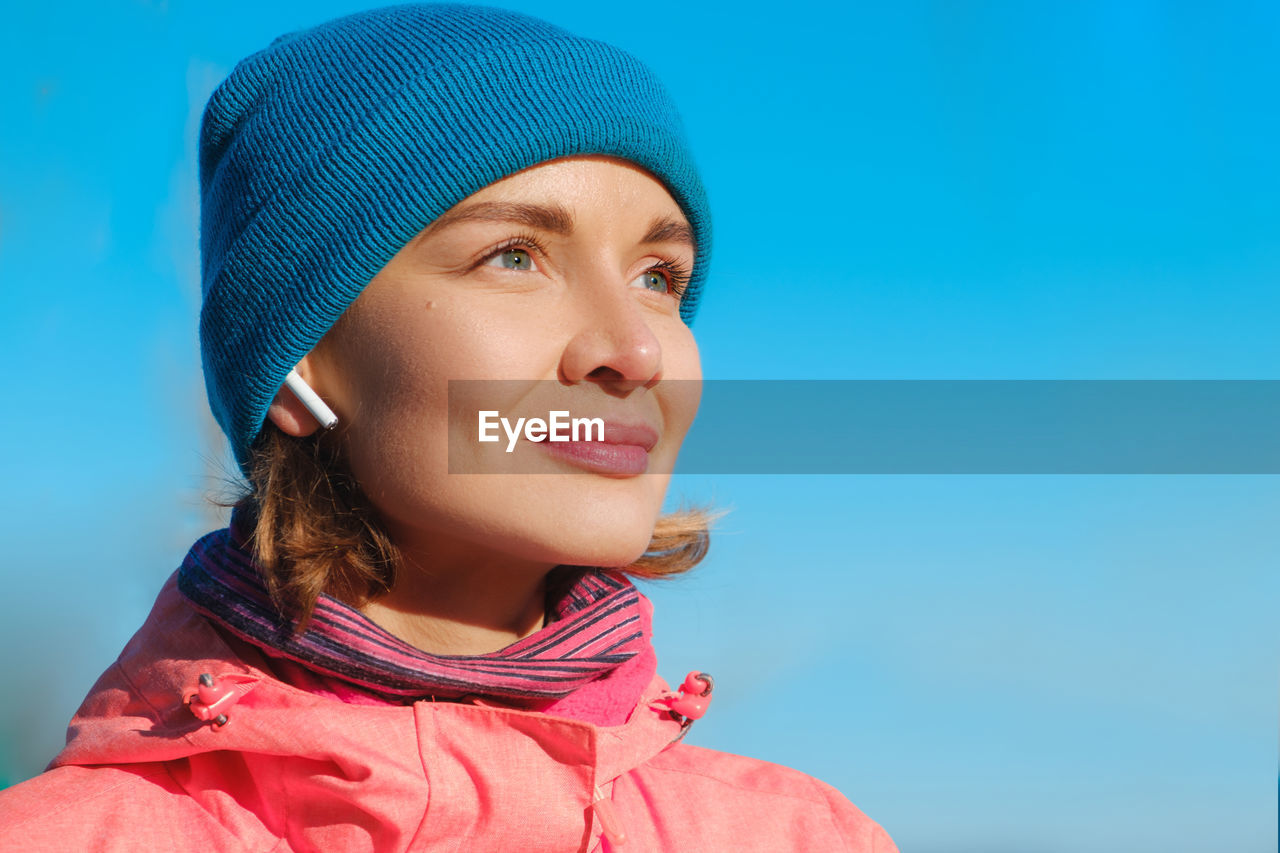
[266,356,328,437]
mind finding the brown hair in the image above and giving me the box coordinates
[236,423,714,628]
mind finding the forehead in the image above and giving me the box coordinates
[411,156,694,248]
[463,156,686,211]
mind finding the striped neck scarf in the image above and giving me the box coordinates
[176,520,647,707]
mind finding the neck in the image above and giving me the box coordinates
[360,536,554,656]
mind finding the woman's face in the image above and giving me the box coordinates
[300,156,702,570]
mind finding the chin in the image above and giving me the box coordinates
[555,537,653,570]
[372,470,668,570]
[487,492,663,569]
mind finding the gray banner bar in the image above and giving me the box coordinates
[680,380,1280,473]
[447,381,1280,474]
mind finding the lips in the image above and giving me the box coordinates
[595,422,659,452]
[536,420,659,476]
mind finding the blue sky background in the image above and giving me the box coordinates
[2,2,1277,850]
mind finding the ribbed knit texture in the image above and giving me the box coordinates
[177,521,649,705]
[199,3,711,466]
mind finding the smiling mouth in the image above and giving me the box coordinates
[533,421,659,477]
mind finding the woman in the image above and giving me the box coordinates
[0,5,897,850]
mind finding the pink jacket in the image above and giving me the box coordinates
[0,576,897,852]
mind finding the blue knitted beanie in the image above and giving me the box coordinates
[199,3,710,468]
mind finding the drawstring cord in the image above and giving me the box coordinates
[592,784,627,849]
[593,671,715,848]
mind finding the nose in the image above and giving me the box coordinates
[558,281,663,393]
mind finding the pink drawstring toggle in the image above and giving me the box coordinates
[187,673,239,728]
[658,671,714,721]
[591,786,627,847]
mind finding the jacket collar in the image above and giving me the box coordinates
[53,572,687,785]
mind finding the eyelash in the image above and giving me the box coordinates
[475,233,551,268]
[644,258,692,300]
[476,234,692,301]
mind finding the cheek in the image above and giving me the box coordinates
[657,323,703,447]
[329,304,461,513]
[340,296,559,425]
[322,301,571,539]
[659,316,701,385]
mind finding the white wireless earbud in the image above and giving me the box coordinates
[283,369,339,430]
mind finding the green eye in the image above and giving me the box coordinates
[634,270,668,293]
[497,249,533,270]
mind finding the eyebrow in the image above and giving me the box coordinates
[413,202,576,247]
[411,201,695,250]
[641,217,695,249]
